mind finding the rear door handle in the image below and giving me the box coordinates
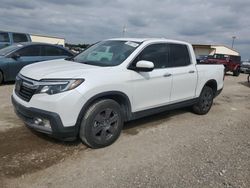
[188,70,195,73]
[163,73,172,77]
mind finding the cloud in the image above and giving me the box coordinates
[0,0,249,59]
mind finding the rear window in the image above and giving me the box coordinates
[0,44,22,56]
[0,32,10,42]
[230,55,241,63]
[212,54,241,63]
[17,45,41,56]
[169,44,191,67]
[13,33,29,43]
[42,45,70,56]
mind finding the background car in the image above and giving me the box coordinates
[203,54,241,76]
[240,61,250,74]
[0,42,74,84]
[0,31,31,49]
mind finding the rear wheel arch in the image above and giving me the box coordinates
[193,86,214,115]
[233,66,240,76]
[203,79,217,97]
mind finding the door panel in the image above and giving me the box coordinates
[130,43,172,112]
[168,65,197,102]
[8,57,40,80]
[167,44,198,102]
[131,69,172,112]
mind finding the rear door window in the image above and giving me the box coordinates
[17,45,41,56]
[0,32,10,42]
[42,45,65,56]
[13,33,29,43]
[60,49,73,56]
[168,44,191,67]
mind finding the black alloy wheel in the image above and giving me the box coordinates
[193,86,214,115]
[79,99,123,148]
[92,108,119,143]
[233,67,240,76]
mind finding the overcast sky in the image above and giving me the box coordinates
[0,0,249,59]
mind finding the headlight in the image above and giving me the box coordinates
[37,79,84,95]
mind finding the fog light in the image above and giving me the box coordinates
[34,118,43,125]
[43,119,51,129]
[33,117,51,129]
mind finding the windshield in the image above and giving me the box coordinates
[0,44,23,56]
[72,40,141,66]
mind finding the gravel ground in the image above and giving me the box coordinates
[0,74,249,188]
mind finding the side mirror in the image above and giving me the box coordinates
[11,53,21,60]
[133,60,154,72]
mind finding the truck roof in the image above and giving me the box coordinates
[108,38,190,45]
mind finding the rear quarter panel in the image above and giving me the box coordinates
[196,64,224,97]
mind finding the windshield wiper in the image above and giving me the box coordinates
[65,57,75,61]
[78,61,100,66]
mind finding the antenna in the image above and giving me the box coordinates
[231,36,236,48]
[122,25,127,37]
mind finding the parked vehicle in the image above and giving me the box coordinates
[202,54,241,76]
[0,42,74,84]
[196,55,209,63]
[0,31,31,49]
[240,61,250,74]
[12,38,224,148]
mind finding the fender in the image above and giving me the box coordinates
[201,79,218,96]
[75,91,132,131]
[233,64,240,71]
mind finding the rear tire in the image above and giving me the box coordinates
[0,71,3,85]
[79,99,124,148]
[192,86,214,115]
[233,67,240,76]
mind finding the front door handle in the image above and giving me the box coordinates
[188,70,195,73]
[163,73,172,77]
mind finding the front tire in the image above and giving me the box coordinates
[192,86,214,115]
[79,99,124,148]
[233,67,240,76]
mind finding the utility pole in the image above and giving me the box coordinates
[122,25,127,37]
[232,36,236,48]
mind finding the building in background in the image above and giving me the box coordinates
[192,44,240,59]
[30,34,65,47]
[0,30,65,49]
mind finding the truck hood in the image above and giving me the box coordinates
[20,59,101,80]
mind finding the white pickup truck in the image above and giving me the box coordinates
[12,38,224,148]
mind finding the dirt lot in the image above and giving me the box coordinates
[0,74,250,188]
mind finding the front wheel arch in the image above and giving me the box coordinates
[79,99,124,148]
[75,91,132,133]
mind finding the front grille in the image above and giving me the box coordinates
[15,75,38,102]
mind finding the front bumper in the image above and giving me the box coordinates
[12,96,78,141]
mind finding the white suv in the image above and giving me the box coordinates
[12,38,224,148]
